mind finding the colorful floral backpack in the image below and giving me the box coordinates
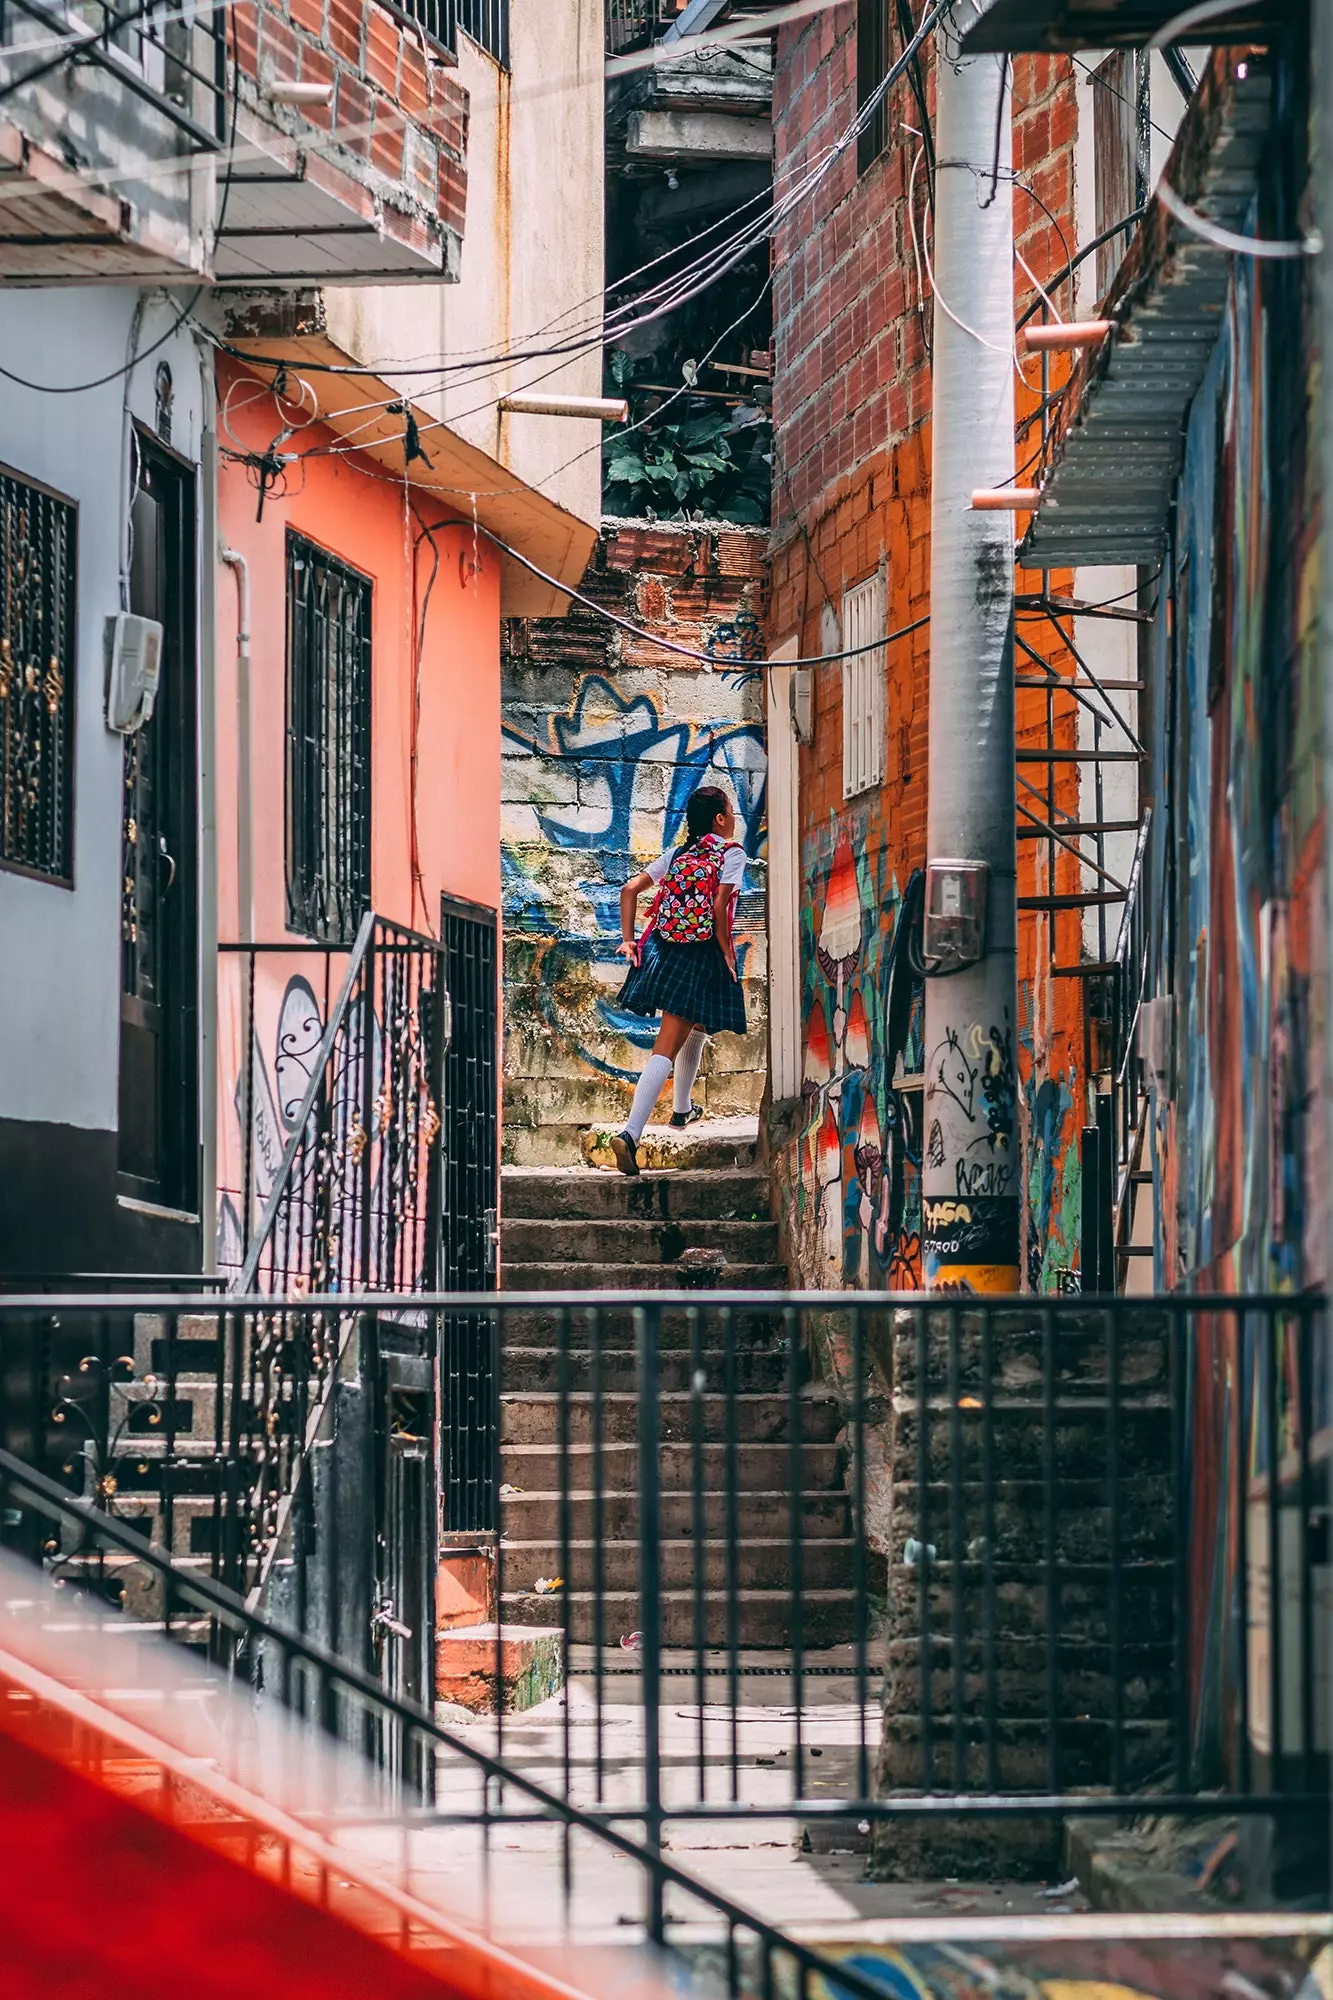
[654,833,737,944]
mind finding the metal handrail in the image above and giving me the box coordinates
[236,909,375,1296]
[0,1439,901,1999]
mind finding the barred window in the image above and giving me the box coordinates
[286,531,372,944]
[0,466,76,885]
[387,0,508,64]
[841,568,886,799]
[457,0,508,66]
[857,0,891,176]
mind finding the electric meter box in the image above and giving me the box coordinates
[923,859,988,974]
[105,611,164,734]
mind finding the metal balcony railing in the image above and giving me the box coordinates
[0,0,229,150]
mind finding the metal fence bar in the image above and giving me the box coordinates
[2,1288,1327,1854]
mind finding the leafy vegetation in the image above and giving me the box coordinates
[601,350,771,526]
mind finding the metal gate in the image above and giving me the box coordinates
[438,897,499,1534]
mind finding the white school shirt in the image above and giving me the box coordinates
[646,842,746,893]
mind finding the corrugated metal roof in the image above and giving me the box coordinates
[1017,50,1274,570]
[960,0,1295,55]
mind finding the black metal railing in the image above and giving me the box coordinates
[1081,814,1152,1294]
[0,1442,907,1993]
[222,913,448,1296]
[0,0,229,150]
[445,1287,1327,1892]
[3,1287,1327,1902]
[0,1296,436,1693]
[455,0,507,66]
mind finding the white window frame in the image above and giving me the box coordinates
[841,566,887,800]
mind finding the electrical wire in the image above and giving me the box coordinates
[200,0,949,468]
[458,516,930,671]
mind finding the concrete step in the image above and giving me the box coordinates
[500,1536,858,1594]
[501,1263,788,1293]
[500,1346,792,1393]
[501,1488,851,1543]
[435,1622,563,1715]
[501,1167,771,1223]
[501,1216,780,1265]
[581,1119,759,1173]
[499,1390,842,1448]
[500,1439,846,1494]
[503,1587,855,1648]
[493,1306,790,1346]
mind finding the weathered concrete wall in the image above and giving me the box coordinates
[327,0,605,537]
[501,521,769,1165]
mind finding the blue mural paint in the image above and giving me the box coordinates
[502,672,767,1083]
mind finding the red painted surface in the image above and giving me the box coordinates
[0,1722,458,2000]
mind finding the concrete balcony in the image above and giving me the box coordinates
[0,0,225,282]
[216,0,468,285]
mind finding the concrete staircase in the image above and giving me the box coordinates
[497,1137,857,1649]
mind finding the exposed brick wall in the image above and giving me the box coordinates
[501,523,770,1165]
[767,20,1088,1293]
[230,0,468,246]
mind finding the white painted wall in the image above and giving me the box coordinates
[326,0,605,533]
[0,290,205,1134]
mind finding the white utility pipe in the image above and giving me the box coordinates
[922,33,1020,1293]
[220,547,252,945]
[497,393,630,422]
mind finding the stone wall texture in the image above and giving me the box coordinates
[501,521,770,1165]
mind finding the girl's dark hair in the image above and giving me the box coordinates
[682,785,730,849]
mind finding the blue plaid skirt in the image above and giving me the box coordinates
[618,930,747,1037]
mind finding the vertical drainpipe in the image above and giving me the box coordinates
[219,541,252,1259]
[196,334,220,1275]
[1314,0,1333,1796]
[921,31,1021,1293]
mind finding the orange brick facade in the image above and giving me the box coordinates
[767,15,1087,1291]
[229,0,469,243]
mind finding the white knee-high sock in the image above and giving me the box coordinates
[625,1053,674,1141]
[673,1029,707,1112]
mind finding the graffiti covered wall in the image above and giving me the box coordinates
[1145,201,1329,1780]
[501,523,769,1164]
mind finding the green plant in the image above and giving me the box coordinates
[602,353,771,525]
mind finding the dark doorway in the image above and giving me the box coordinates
[117,430,198,1217]
[439,895,499,1533]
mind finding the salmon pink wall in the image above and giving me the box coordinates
[215,359,501,944]
[213,360,502,1270]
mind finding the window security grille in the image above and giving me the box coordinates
[856,0,890,176]
[0,466,76,884]
[286,532,372,944]
[841,568,886,800]
[456,0,509,65]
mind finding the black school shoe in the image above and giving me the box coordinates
[669,1104,705,1128]
[611,1131,640,1176]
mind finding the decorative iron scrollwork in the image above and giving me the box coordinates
[1,471,75,882]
